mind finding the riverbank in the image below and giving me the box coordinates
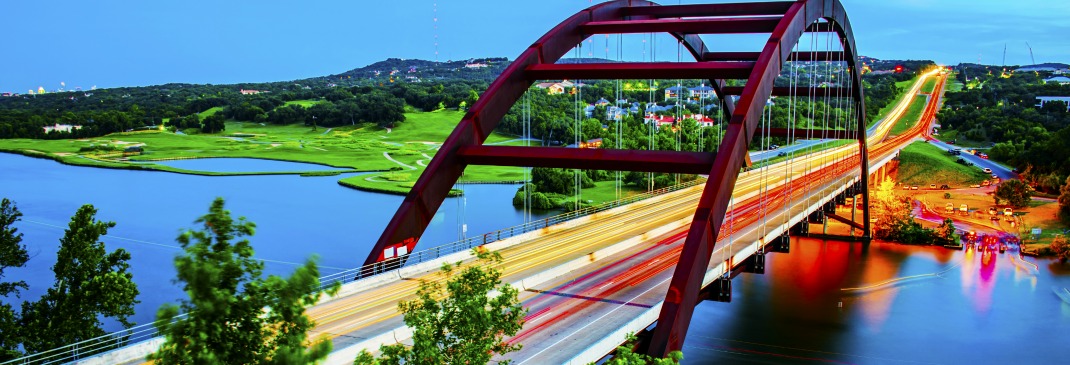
[0,109,530,193]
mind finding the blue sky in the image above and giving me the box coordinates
[2,0,1068,93]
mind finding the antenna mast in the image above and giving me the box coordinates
[1002,43,1007,68]
[1026,42,1036,65]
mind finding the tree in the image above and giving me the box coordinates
[19,205,139,353]
[994,179,1032,208]
[201,113,226,133]
[933,218,959,247]
[149,198,335,365]
[356,248,526,365]
[1059,176,1070,224]
[604,335,683,365]
[0,198,29,360]
[1051,235,1070,264]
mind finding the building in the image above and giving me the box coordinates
[688,85,716,100]
[534,80,575,95]
[1036,96,1070,111]
[664,86,686,101]
[42,124,82,133]
[665,85,718,101]
[644,114,676,129]
[464,62,489,68]
[686,114,716,127]
[240,89,263,95]
[579,138,603,148]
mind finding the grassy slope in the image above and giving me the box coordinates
[921,78,937,94]
[897,141,990,187]
[889,96,927,136]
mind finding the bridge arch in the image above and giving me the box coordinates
[366,0,870,357]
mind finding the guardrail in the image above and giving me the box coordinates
[2,178,704,365]
[317,177,706,289]
[1,314,185,365]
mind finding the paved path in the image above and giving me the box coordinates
[383,152,417,170]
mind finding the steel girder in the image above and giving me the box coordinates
[365,0,870,357]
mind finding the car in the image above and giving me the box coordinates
[911,186,919,190]
[903,185,911,190]
[959,204,969,213]
[982,180,990,186]
[930,184,937,189]
[940,184,951,189]
[769,144,779,150]
[983,168,992,173]
[945,203,955,213]
[949,140,956,144]
[776,151,787,157]
[992,174,998,179]
[988,207,998,215]
[1003,208,1013,216]
[978,153,988,159]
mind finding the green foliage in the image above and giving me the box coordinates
[1059,176,1070,224]
[201,113,226,134]
[871,178,938,244]
[0,198,29,360]
[604,335,683,365]
[356,249,526,365]
[994,179,1032,208]
[934,218,959,246]
[531,167,594,195]
[1051,235,1070,264]
[939,66,1070,181]
[149,198,336,365]
[19,205,139,353]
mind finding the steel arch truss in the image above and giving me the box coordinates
[365,0,870,356]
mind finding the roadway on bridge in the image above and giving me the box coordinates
[297,71,945,364]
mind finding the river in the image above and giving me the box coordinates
[3,153,1069,363]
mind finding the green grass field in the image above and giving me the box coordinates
[921,78,937,94]
[0,109,526,194]
[895,78,916,91]
[198,106,224,119]
[897,141,991,187]
[889,96,927,136]
[281,99,325,108]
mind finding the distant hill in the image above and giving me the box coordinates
[308,57,512,84]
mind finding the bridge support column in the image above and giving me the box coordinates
[698,277,732,303]
[742,253,766,274]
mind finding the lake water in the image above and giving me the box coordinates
[3,152,1069,363]
[683,238,1070,364]
[0,153,552,329]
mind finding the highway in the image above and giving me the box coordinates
[926,139,1017,180]
[296,70,947,364]
[504,70,947,363]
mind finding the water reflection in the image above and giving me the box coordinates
[684,238,1070,364]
